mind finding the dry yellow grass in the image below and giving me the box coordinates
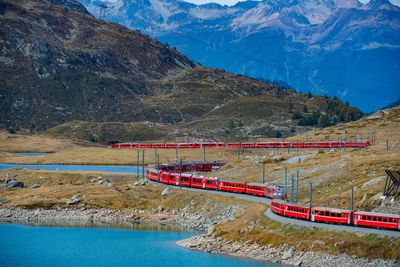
[0,131,86,153]
[0,169,245,211]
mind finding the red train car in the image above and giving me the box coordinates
[271,199,286,215]
[180,173,192,187]
[226,143,240,148]
[246,183,266,197]
[354,211,400,230]
[241,143,255,149]
[190,175,219,190]
[282,202,311,220]
[167,172,181,186]
[152,143,166,149]
[311,207,353,225]
[219,180,246,194]
[159,172,171,184]
[177,143,191,149]
[190,175,205,189]
[146,169,159,181]
[165,143,177,149]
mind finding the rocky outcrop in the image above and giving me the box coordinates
[161,187,172,197]
[177,234,398,267]
[0,174,24,188]
[66,194,83,205]
[90,177,113,187]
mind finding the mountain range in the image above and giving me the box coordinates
[81,0,400,112]
[0,0,362,143]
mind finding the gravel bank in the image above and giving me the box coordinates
[177,234,399,267]
[0,202,244,232]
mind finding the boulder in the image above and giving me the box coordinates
[5,180,24,188]
[30,184,41,189]
[158,205,164,213]
[161,187,172,197]
[1,173,24,188]
[67,193,83,205]
[281,247,294,260]
[90,177,113,187]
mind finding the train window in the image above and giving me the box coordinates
[170,176,175,180]
[206,180,213,184]
[320,211,324,216]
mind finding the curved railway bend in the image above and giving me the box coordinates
[147,180,400,237]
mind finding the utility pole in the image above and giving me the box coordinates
[291,175,295,203]
[176,145,179,161]
[262,162,265,184]
[157,154,160,182]
[350,186,354,210]
[203,146,206,162]
[179,158,182,189]
[285,168,288,193]
[98,3,109,20]
[136,149,139,180]
[142,150,145,180]
[309,182,313,208]
[237,146,241,160]
[296,171,299,203]
[154,149,157,165]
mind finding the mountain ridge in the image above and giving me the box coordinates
[81,0,400,112]
[0,0,363,143]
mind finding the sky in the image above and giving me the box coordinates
[183,0,400,7]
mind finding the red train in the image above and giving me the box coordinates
[145,161,287,199]
[112,141,371,149]
[271,199,400,231]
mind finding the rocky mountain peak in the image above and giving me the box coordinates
[366,0,395,10]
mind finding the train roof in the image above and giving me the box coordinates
[271,199,310,208]
[220,180,246,184]
[354,210,400,218]
[247,182,267,187]
[312,206,353,213]
[271,199,287,204]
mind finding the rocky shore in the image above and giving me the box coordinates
[177,234,399,267]
[0,201,244,232]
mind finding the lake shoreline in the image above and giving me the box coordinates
[0,207,397,267]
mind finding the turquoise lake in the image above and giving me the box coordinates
[0,163,143,174]
[0,224,280,267]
